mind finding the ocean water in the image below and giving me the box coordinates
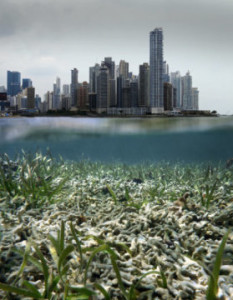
[0,116,233,164]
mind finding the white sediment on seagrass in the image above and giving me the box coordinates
[0,176,233,299]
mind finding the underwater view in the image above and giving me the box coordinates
[0,116,233,299]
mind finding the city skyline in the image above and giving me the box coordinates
[0,0,233,114]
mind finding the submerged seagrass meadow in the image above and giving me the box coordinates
[0,151,233,299]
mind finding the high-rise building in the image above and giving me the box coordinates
[44,91,53,111]
[139,63,150,107]
[119,60,129,82]
[77,81,89,110]
[163,82,173,111]
[170,71,182,108]
[182,71,192,110]
[109,79,116,107]
[122,87,130,108]
[163,61,170,83]
[71,68,78,106]
[7,71,21,96]
[130,80,138,108]
[102,57,115,79]
[62,84,70,96]
[192,88,199,110]
[117,76,124,108]
[102,58,116,107]
[96,67,110,112]
[89,64,101,93]
[22,78,32,90]
[149,28,164,112]
[53,77,61,110]
[35,94,41,109]
[26,87,35,109]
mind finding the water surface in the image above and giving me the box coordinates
[0,116,233,164]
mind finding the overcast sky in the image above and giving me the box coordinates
[0,0,233,114]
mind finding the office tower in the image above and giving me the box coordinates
[102,58,116,107]
[63,84,70,96]
[44,91,53,111]
[71,68,78,106]
[89,93,97,111]
[109,79,116,107]
[53,77,61,110]
[192,88,199,110]
[77,81,89,110]
[96,67,110,112]
[89,64,101,93]
[119,60,129,79]
[122,87,130,108]
[182,71,192,110]
[22,78,32,90]
[170,71,182,108]
[117,76,123,107]
[119,60,129,80]
[139,63,150,107]
[102,57,115,79]
[163,61,170,83]
[119,60,129,88]
[26,87,35,109]
[163,82,173,111]
[149,28,164,112]
[7,71,21,96]
[35,94,41,109]
[173,87,177,108]
[130,80,138,107]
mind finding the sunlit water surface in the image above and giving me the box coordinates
[0,116,233,164]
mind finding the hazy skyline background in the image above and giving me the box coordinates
[0,0,233,114]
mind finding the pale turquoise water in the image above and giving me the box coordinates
[0,116,233,164]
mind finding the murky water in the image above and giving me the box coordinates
[0,116,233,164]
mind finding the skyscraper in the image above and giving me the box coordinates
[139,63,150,107]
[62,84,70,96]
[7,71,21,96]
[182,71,192,110]
[53,77,61,110]
[119,60,129,83]
[26,87,35,109]
[170,71,182,108]
[192,88,199,110]
[71,68,78,106]
[96,67,110,112]
[89,64,101,93]
[77,81,89,110]
[149,28,164,112]
[22,78,32,90]
[102,58,116,107]
[102,57,115,79]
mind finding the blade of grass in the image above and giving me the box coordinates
[206,229,230,300]
[22,281,42,298]
[70,222,83,272]
[94,283,111,300]
[0,282,41,298]
[58,244,74,274]
[106,184,117,204]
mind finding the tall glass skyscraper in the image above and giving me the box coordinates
[149,28,163,111]
[71,68,78,106]
[7,71,21,96]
